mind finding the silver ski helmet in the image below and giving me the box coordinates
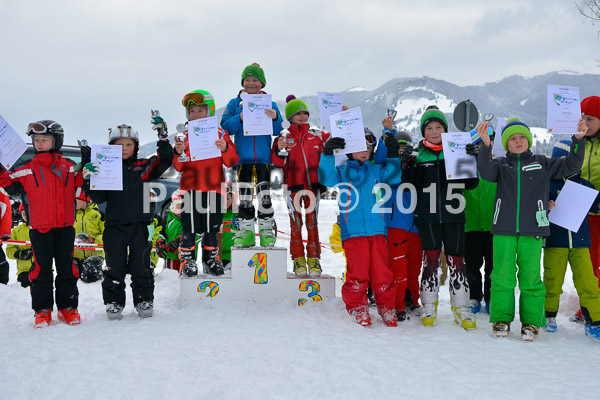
[26,120,64,153]
[108,124,139,145]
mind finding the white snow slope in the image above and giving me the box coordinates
[0,200,598,400]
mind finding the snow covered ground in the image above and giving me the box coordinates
[1,199,599,400]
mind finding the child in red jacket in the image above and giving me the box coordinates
[173,90,240,277]
[0,120,83,328]
[272,95,330,276]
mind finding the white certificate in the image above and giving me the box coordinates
[187,117,221,161]
[492,117,507,159]
[441,132,478,180]
[548,180,599,233]
[90,145,123,191]
[317,91,343,132]
[242,93,273,136]
[547,84,581,135]
[329,107,366,156]
[0,114,28,170]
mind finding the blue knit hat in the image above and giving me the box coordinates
[551,139,571,159]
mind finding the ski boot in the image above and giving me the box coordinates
[570,309,584,324]
[106,303,124,321]
[421,302,438,327]
[585,324,600,342]
[293,256,307,276]
[351,306,372,327]
[544,317,557,333]
[234,218,256,248]
[258,217,276,247]
[57,308,81,325]
[202,245,224,276]
[451,306,477,330]
[34,309,52,328]
[468,299,481,314]
[307,258,322,277]
[521,324,539,342]
[396,310,410,321]
[408,304,423,316]
[179,246,198,277]
[379,308,398,327]
[135,301,153,318]
[492,321,510,338]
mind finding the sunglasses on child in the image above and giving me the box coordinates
[182,92,205,108]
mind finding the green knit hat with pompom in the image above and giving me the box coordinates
[420,105,448,136]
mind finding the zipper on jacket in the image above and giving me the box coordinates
[493,199,501,225]
[588,140,595,182]
[436,152,443,223]
[253,137,257,163]
[299,135,312,188]
[516,155,521,233]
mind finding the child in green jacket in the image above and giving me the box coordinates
[7,205,34,287]
[476,118,586,341]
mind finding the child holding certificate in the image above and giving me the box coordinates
[542,139,600,341]
[318,129,400,327]
[82,124,173,320]
[173,90,239,277]
[221,63,283,248]
[0,120,84,328]
[476,118,586,341]
[400,106,479,330]
[271,95,330,277]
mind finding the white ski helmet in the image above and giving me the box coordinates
[108,124,139,145]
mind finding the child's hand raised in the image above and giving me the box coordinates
[477,123,491,147]
[215,138,228,152]
[382,117,394,131]
[174,139,186,155]
[575,118,588,140]
[265,109,277,120]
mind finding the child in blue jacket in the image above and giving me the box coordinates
[220,63,283,248]
[319,128,401,327]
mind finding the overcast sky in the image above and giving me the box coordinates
[1,0,599,145]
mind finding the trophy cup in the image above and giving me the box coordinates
[278,128,290,158]
[175,123,189,162]
[151,110,169,139]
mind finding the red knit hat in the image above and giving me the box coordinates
[581,96,600,119]
[76,188,90,202]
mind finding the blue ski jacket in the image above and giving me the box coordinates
[220,92,283,166]
[318,154,402,241]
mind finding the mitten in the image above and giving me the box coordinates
[384,135,400,158]
[324,137,346,156]
[466,143,479,156]
[83,163,99,180]
[17,271,31,288]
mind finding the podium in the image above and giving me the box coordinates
[180,247,336,307]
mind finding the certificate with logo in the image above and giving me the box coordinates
[242,94,273,136]
[90,145,122,191]
[187,116,221,161]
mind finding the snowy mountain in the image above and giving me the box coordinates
[139,71,599,157]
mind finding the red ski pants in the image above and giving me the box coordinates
[286,190,320,260]
[342,235,395,313]
[590,214,600,288]
[388,228,422,311]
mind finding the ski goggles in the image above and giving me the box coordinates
[117,124,134,136]
[365,132,377,147]
[26,122,48,136]
[182,92,205,108]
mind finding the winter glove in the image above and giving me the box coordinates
[76,232,94,244]
[80,145,92,165]
[466,143,479,157]
[17,271,31,288]
[83,163,99,180]
[384,135,400,158]
[167,236,181,253]
[155,237,167,258]
[323,137,346,156]
[15,249,33,260]
[400,143,414,162]
[151,114,169,139]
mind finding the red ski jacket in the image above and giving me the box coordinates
[0,189,11,239]
[0,152,83,233]
[173,127,239,193]
[271,123,330,192]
